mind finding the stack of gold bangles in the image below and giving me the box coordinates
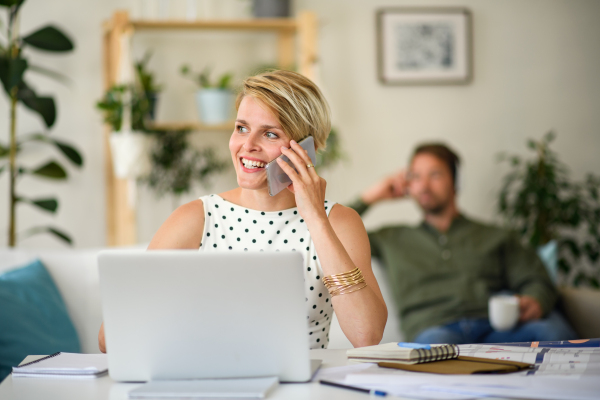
[322,267,367,297]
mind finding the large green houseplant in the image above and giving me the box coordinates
[0,0,83,246]
[497,132,600,287]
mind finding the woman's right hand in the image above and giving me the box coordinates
[361,170,409,205]
[98,323,106,353]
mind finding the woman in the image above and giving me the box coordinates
[99,70,387,352]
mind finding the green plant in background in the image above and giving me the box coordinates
[0,0,83,247]
[317,127,347,170]
[143,130,228,198]
[135,51,162,120]
[96,84,150,132]
[180,65,233,89]
[497,131,600,288]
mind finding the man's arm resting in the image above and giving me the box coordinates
[504,235,558,317]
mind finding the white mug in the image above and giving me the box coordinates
[488,295,520,331]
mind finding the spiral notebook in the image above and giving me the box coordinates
[12,352,108,378]
[347,342,459,365]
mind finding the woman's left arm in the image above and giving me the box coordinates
[313,204,388,347]
[278,141,388,347]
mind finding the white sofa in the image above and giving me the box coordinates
[0,249,403,353]
[1,248,597,355]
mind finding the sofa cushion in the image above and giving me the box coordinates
[0,259,80,382]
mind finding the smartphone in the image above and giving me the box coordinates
[266,136,317,196]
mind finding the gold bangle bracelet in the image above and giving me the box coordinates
[322,267,368,297]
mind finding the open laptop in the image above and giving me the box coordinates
[98,250,321,382]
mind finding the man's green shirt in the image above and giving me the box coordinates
[349,199,558,341]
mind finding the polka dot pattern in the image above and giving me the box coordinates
[198,194,335,349]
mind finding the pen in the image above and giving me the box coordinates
[320,380,387,397]
[398,342,431,350]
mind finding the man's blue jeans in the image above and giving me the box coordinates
[413,311,577,344]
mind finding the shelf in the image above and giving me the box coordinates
[129,19,297,32]
[147,121,235,132]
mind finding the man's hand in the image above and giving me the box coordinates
[361,170,409,205]
[519,295,543,322]
[99,323,106,353]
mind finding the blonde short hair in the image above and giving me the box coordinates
[236,70,331,150]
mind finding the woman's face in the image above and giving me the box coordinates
[229,96,291,191]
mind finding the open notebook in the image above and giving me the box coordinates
[12,352,108,378]
[347,343,459,365]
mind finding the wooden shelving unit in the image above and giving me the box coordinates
[102,10,318,246]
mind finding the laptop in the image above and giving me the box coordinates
[98,250,321,383]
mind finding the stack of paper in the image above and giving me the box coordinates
[318,341,600,400]
[12,352,108,379]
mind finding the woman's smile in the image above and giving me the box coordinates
[240,156,267,172]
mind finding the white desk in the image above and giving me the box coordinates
[0,350,511,400]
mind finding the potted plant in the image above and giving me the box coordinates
[143,129,228,202]
[497,131,600,288]
[180,65,234,125]
[252,0,291,18]
[96,84,152,179]
[135,51,162,121]
[0,0,84,247]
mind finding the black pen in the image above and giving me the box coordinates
[320,380,388,397]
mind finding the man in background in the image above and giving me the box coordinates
[349,143,576,343]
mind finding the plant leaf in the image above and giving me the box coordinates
[55,142,83,166]
[0,143,8,158]
[0,55,27,95]
[21,134,83,167]
[31,160,67,179]
[0,0,21,7]
[27,64,72,85]
[17,81,56,127]
[22,25,74,52]
[32,198,58,213]
[17,196,59,213]
[20,225,72,245]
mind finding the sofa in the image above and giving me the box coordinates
[1,248,598,356]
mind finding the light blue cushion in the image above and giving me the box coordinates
[0,259,80,382]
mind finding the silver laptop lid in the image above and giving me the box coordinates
[98,250,312,382]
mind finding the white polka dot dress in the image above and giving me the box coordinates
[198,194,336,349]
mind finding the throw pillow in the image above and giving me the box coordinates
[0,259,80,382]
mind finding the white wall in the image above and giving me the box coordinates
[1,0,599,248]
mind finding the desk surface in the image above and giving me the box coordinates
[0,350,511,400]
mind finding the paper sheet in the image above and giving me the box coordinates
[458,344,600,378]
[317,343,600,400]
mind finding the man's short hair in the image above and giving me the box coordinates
[412,143,461,188]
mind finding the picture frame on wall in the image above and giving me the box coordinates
[377,7,473,85]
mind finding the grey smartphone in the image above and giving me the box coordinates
[265,136,317,197]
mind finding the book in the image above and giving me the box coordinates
[378,356,534,374]
[128,377,279,399]
[347,342,459,365]
[12,352,108,378]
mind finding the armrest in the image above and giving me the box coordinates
[558,286,600,339]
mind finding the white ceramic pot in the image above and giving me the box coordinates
[195,89,234,125]
[109,130,153,179]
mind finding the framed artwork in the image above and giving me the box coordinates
[377,8,473,85]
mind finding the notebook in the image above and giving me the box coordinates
[128,377,279,399]
[12,352,108,378]
[378,356,534,374]
[347,342,459,365]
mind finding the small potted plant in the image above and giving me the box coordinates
[181,65,234,125]
[135,51,163,121]
[96,85,152,179]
